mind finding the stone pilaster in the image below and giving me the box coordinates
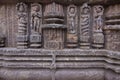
[104,4,120,51]
[43,2,66,49]
[16,2,28,49]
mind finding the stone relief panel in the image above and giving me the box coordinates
[80,3,91,49]
[0,1,119,51]
[105,30,120,51]
[104,4,120,51]
[93,5,104,31]
[43,29,65,49]
[16,2,28,48]
[31,3,42,34]
[30,3,42,48]
[43,2,65,49]
[66,5,78,48]
[92,5,104,48]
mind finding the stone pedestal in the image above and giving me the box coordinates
[66,34,78,48]
[80,36,90,49]
[30,33,42,48]
[17,35,28,48]
[92,30,104,49]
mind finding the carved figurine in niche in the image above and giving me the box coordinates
[16,2,28,48]
[66,5,78,48]
[67,5,77,34]
[80,3,91,48]
[30,3,42,48]
[94,6,104,31]
[16,2,27,34]
[31,3,42,34]
[92,5,104,49]
[80,3,90,36]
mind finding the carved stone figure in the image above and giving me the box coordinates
[66,5,78,48]
[16,2,27,34]
[67,5,77,34]
[92,5,104,49]
[80,3,91,49]
[16,2,28,48]
[31,3,42,34]
[93,5,104,31]
[30,3,42,48]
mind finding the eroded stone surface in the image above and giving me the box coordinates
[0,0,120,80]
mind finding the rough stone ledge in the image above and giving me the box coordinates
[0,48,120,73]
[0,49,119,80]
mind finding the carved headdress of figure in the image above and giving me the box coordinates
[16,2,27,13]
[16,2,28,21]
[67,5,77,17]
[94,5,104,17]
[81,3,90,14]
[31,3,42,14]
[31,3,42,34]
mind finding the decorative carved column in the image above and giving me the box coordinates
[80,3,91,49]
[66,5,78,48]
[16,2,28,48]
[30,3,42,48]
[92,5,104,49]
[43,2,66,49]
[104,4,120,51]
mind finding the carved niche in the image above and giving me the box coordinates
[16,2,28,49]
[92,5,104,48]
[43,2,66,49]
[30,3,42,48]
[66,5,78,48]
[80,3,91,49]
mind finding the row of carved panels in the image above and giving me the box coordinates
[16,2,105,49]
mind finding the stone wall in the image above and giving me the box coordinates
[0,0,120,80]
[0,3,17,47]
[0,1,119,51]
[0,49,120,80]
[104,4,120,51]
